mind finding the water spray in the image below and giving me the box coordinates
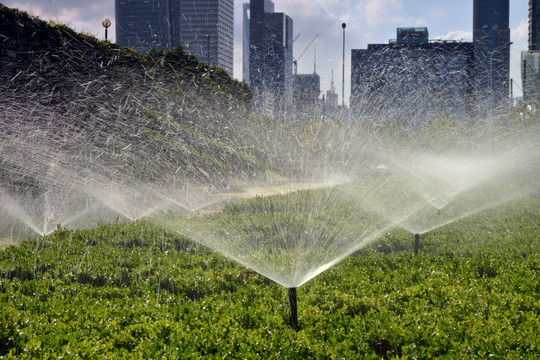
[288,287,299,331]
[2,7,540,340]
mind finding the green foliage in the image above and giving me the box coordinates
[421,114,465,151]
[0,3,250,105]
[143,46,251,105]
[376,120,415,151]
[511,100,540,134]
[0,239,15,251]
[0,197,538,358]
[141,126,231,170]
[1,3,262,193]
[142,108,262,169]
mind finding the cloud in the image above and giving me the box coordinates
[407,17,427,27]
[4,0,114,40]
[278,0,339,18]
[357,0,402,25]
[512,19,528,42]
[433,30,473,42]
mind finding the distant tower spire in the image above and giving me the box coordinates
[330,69,335,92]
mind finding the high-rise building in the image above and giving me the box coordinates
[293,73,321,121]
[242,3,251,84]
[521,0,540,102]
[115,0,180,53]
[350,27,474,126]
[179,0,234,74]
[529,0,540,50]
[472,0,510,114]
[115,0,234,75]
[522,52,540,102]
[247,0,294,119]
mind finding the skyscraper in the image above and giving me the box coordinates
[472,0,510,114]
[293,72,321,121]
[242,3,251,84]
[115,0,180,53]
[115,0,234,75]
[179,0,234,74]
[529,0,540,51]
[522,0,540,102]
[247,0,294,119]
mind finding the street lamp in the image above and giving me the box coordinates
[206,35,210,64]
[341,23,346,107]
[102,19,111,41]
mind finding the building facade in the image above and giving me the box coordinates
[178,0,234,74]
[242,3,251,84]
[350,27,474,126]
[247,0,294,119]
[521,0,540,102]
[472,0,511,115]
[115,0,234,74]
[293,73,321,121]
[115,0,180,53]
[529,0,540,51]
[522,51,540,102]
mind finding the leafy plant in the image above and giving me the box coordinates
[0,197,538,358]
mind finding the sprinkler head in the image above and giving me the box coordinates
[288,287,299,331]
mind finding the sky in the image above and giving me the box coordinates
[2,0,531,101]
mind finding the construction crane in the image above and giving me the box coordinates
[293,33,319,75]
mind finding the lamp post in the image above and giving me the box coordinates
[341,23,346,107]
[207,35,210,64]
[102,19,111,41]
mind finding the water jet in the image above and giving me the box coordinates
[1,6,540,335]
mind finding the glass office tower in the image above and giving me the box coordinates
[522,0,540,102]
[179,0,234,75]
[115,0,180,53]
[115,0,234,75]
[242,3,251,84]
[529,0,540,51]
[247,0,293,119]
[472,0,510,115]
